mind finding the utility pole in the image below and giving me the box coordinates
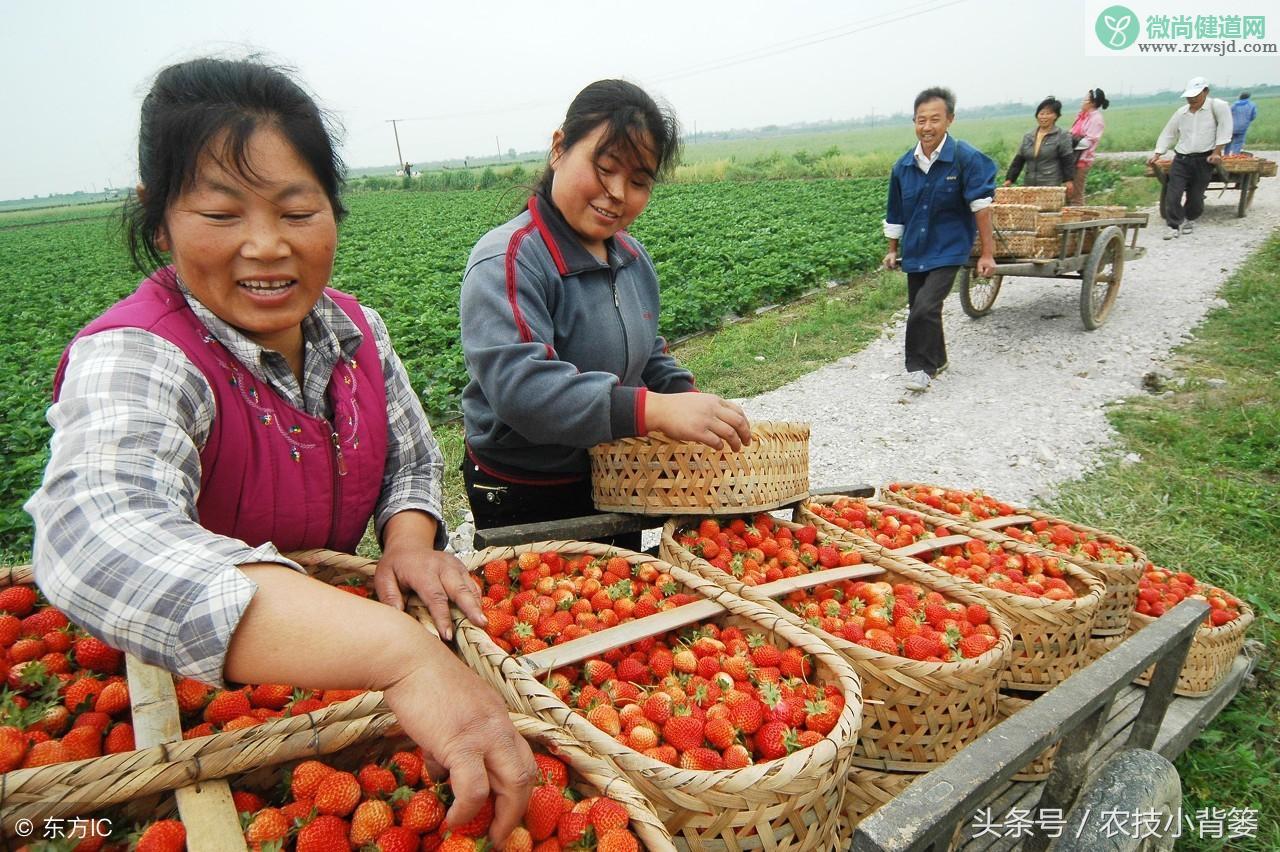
[387,119,404,169]
[496,136,502,159]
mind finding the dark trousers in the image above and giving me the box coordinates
[905,266,959,375]
[461,459,642,551]
[1164,152,1214,228]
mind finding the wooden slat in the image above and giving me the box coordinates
[125,657,184,749]
[971,516,1036,530]
[519,599,726,675]
[891,534,971,559]
[754,563,884,598]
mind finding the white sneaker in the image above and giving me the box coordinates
[904,371,931,392]
[1163,227,1180,240]
[1181,221,1194,234]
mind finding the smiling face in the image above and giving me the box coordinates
[1036,107,1059,130]
[156,126,338,356]
[913,98,954,154]
[549,122,657,257]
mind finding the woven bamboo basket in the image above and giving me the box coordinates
[1087,631,1126,664]
[447,541,862,852]
[795,497,1104,692]
[997,694,1060,781]
[1220,157,1263,173]
[991,204,1039,231]
[973,230,1036,258]
[589,422,810,516]
[878,485,1146,636]
[1260,159,1277,177]
[1129,604,1254,697]
[994,185,1066,211]
[1034,212,1063,237]
[839,767,920,836]
[1031,235,1062,259]
[661,516,1013,772]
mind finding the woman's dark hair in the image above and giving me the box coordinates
[1088,88,1111,109]
[1036,96,1063,118]
[913,87,956,117]
[533,79,681,199]
[125,57,347,273]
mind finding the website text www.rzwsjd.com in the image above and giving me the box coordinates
[1137,40,1278,53]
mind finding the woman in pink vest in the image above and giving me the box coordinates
[1069,88,1110,205]
[25,58,534,843]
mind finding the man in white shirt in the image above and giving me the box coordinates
[1148,76,1233,239]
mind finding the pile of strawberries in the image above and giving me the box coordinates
[886,485,1140,565]
[232,745,641,852]
[804,499,948,551]
[1137,567,1244,626]
[0,584,136,771]
[548,622,845,769]
[477,552,697,655]
[923,540,1079,601]
[672,515,864,587]
[779,578,1000,662]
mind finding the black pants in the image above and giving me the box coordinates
[1164,152,1213,228]
[461,459,642,551]
[905,266,959,375]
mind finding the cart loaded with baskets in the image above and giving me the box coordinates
[0,426,1258,851]
[1147,152,1276,220]
[960,185,1148,330]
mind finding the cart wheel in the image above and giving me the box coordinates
[959,269,1002,317]
[1048,749,1180,851]
[1080,225,1125,330]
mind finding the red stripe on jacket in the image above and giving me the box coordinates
[504,222,540,344]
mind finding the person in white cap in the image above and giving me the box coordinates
[1148,77,1233,239]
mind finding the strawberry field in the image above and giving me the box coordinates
[0,178,887,556]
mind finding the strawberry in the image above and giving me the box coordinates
[0,614,21,646]
[587,703,621,736]
[965,604,990,625]
[597,829,640,852]
[584,659,615,686]
[375,826,420,852]
[291,759,335,800]
[135,819,186,852]
[22,738,70,767]
[534,752,569,788]
[350,799,395,846]
[661,714,704,752]
[23,607,70,636]
[295,814,351,852]
[250,683,293,710]
[231,790,265,815]
[723,743,753,768]
[959,634,993,659]
[755,721,794,761]
[204,689,252,725]
[445,796,494,838]
[748,636,781,668]
[398,787,446,833]
[679,747,725,771]
[704,716,737,750]
[725,693,764,735]
[174,678,211,713]
[483,559,512,588]
[63,676,105,713]
[389,750,423,786]
[779,648,811,680]
[0,725,30,771]
[72,637,122,675]
[505,826,534,852]
[72,711,112,732]
[0,586,38,617]
[9,638,46,663]
[94,680,130,715]
[314,770,361,817]
[903,634,935,661]
[60,725,103,761]
[244,807,290,850]
[588,797,629,834]
[357,763,399,798]
[526,783,567,841]
[557,810,591,846]
[803,699,839,735]
[104,722,135,753]
[641,692,673,726]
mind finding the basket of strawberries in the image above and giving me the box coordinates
[879,483,1148,635]
[661,514,1014,773]
[794,497,1105,691]
[1129,566,1254,697]
[446,541,862,852]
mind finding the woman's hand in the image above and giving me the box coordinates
[646,392,752,451]
[382,648,538,847]
[1064,181,1074,195]
[1002,179,1013,187]
[377,510,486,640]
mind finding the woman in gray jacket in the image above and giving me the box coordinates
[1004,96,1076,194]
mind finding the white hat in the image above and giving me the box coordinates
[1181,76,1209,97]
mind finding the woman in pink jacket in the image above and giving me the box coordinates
[1069,88,1110,205]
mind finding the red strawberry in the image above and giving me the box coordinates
[204,689,252,725]
[0,614,21,646]
[72,711,112,732]
[398,788,445,833]
[174,678,211,713]
[661,714,704,752]
[60,725,103,761]
[375,826,419,852]
[290,759,335,800]
[63,676,105,713]
[295,814,350,852]
[779,648,812,680]
[803,699,839,735]
[244,807,290,850]
[357,763,398,798]
[0,725,30,771]
[9,638,46,663]
[94,680,130,715]
[72,637,122,674]
[446,797,494,838]
[22,739,70,768]
[22,607,70,637]
[314,770,361,817]
[641,692,673,726]
[756,721,795,760]
[966,604,990,625]
[135,819,186,852]
[522,777,563,839]
[389,750,423,786]
[704,717,737,750]
[104,722,135,753]
[557,810,591,846]
[250,683,293,710]
[231,790,265,815]
[350,799,395,846]
[588,797,629,834]
[0,586,38,617]
[723,743,753,768]
[679,747,725,771]
[598,829,640,852]
[584,660,615,686]
[534,753,569,788]
[748,636,781,668]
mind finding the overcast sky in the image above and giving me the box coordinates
[2,0,1274,201]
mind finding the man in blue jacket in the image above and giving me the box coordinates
[1227,93,1257,154]
[883,87,997,392]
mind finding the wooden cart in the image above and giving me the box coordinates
[959,214,1148,331]
[473,486,1256,852]
[1148,158,1270,220]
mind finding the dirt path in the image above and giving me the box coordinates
[742,154,1280,505]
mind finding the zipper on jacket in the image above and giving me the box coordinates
[608,267,629,376]
[327,427,347,549]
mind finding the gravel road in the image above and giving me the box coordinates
[742,153,1280,506]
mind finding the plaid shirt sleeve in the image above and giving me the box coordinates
[361,306,448,547]
[24,329,303,686]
